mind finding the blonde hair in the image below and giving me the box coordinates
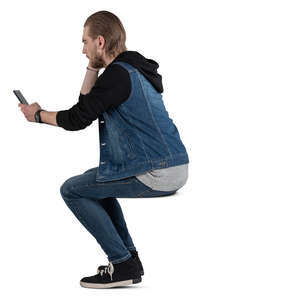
[84,11,127,58]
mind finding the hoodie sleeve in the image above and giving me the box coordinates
[56,64,131,131]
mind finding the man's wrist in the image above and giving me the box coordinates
[38,110,58,127]
[87,66,100,72]
[34,109,44,123]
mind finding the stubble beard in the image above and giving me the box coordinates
[91,52,105,69]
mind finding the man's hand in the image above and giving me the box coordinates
[18,102,42,122]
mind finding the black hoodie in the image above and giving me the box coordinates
[56,51,163,131]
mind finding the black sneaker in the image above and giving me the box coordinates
[97,250,144,276]
[80,256,142,289]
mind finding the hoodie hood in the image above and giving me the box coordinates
[112,50,164,93]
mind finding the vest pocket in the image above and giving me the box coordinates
[121,130,136,160]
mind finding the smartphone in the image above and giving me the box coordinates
[13,90,29,105]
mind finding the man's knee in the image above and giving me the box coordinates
[84,167,97,174]
[60,177,74,198]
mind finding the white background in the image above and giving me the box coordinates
[1,0,300,299]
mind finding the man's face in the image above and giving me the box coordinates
[82,26,106,69]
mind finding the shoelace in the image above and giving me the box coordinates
[99,262,114,281]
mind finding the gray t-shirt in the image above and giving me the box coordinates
[135,163,189,192]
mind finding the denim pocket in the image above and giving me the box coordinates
[120,129,136,160]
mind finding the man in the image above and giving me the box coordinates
[18,10,189,289]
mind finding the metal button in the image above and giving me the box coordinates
[100,120,105,123]
[100,161,106,165]
[101,143,106,146]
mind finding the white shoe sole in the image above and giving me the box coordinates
[80,277,142,289]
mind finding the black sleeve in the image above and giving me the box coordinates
[56,64,131,131]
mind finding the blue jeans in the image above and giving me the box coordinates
[60,167,177,264]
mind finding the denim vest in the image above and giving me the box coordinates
[95,61,189,183]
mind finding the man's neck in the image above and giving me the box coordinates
[104,51,126,68]
[104,55,116,68]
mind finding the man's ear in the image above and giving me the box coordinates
[97,35,106,49]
